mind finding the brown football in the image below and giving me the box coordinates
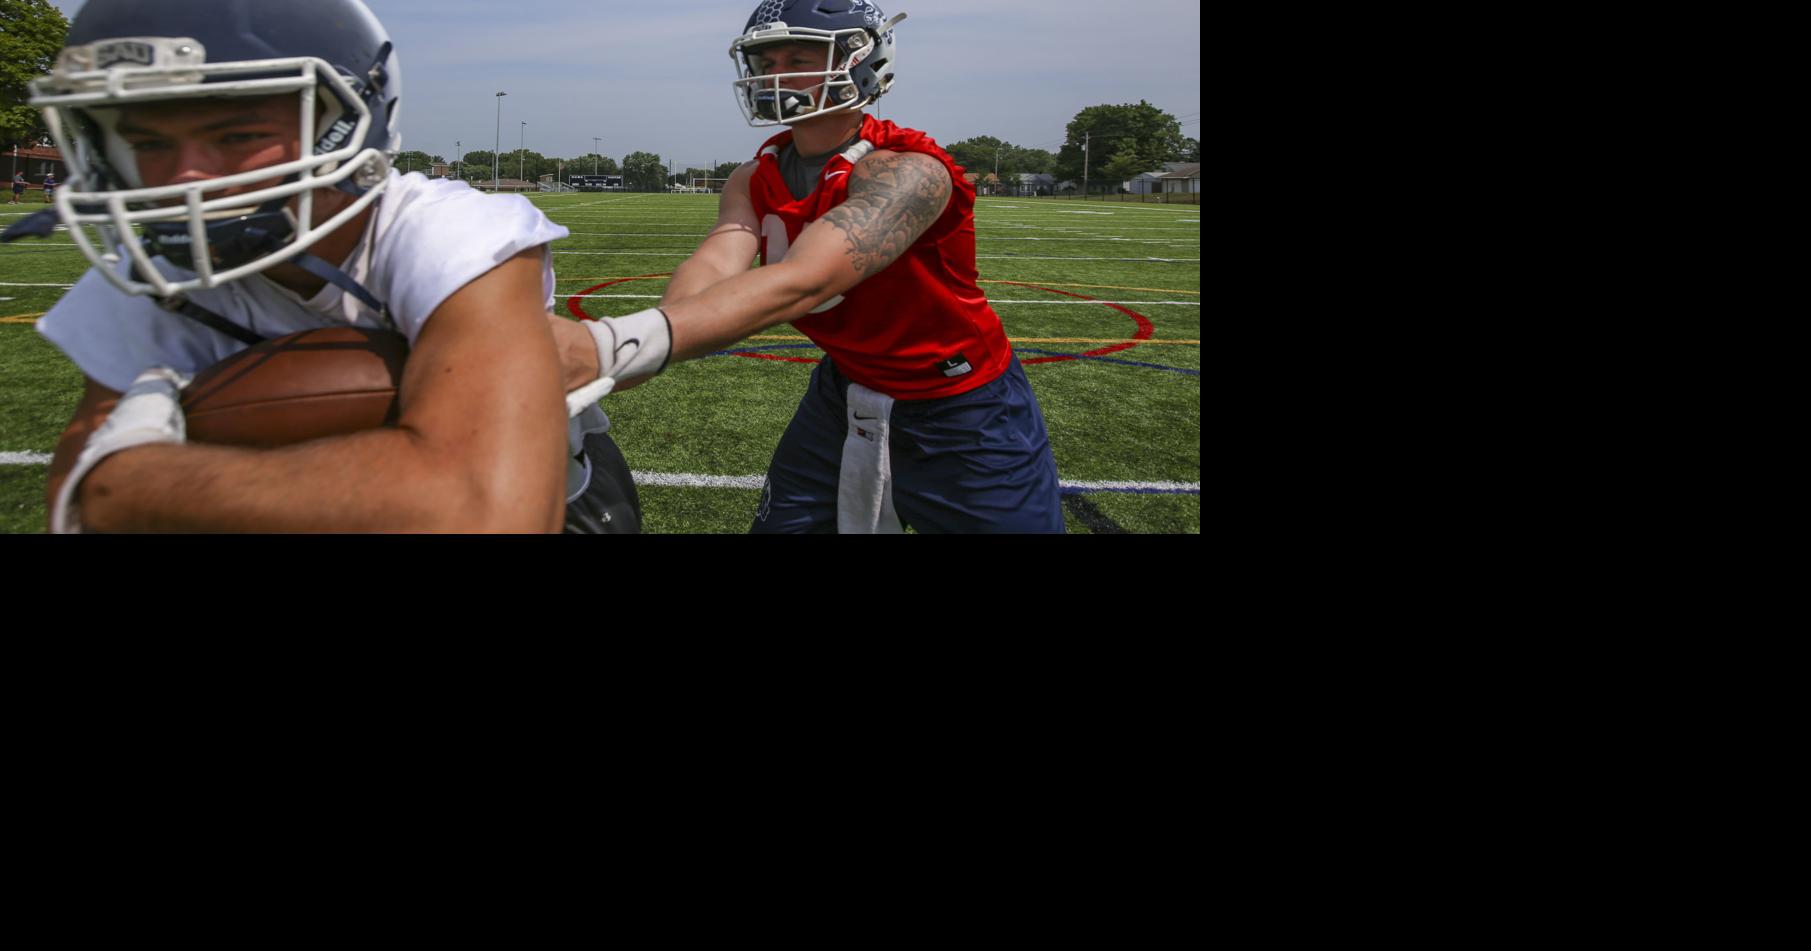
[182,326,409,447]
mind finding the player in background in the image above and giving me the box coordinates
[553,0,1063,532]
[7,0,638,533]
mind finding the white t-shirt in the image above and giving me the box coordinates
[38,171,609,502]
[38,171,567,388]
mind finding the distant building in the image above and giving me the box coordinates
[1127,162,1191,195]
[1159,162,1201,195]
[10,143,67,186]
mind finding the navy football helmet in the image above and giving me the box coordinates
[28,0,401,298]
[730,0,906,126]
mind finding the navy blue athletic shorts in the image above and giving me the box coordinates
[564,430,641,534]
[751,355,1064,533]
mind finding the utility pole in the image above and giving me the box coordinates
[494,91,506,192]
[593,137,601,176]
[455,140,461,181]
[519,121,526,183]
[1082,131,1090,200]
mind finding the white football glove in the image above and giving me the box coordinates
[565,307,672,417]
[52,366,190,534]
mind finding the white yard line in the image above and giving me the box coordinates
[0,454,1201,497]
[1058,480,1200,492]
[976,255,1198,262]
[563,293,1198,305]
[536,193,668,210]
[979,223,1199,230]
[972,236,1198,244]
[629,472,1203,494]
[554,251,702,257]
[553,251,1198,262]
[984,300,1200,306]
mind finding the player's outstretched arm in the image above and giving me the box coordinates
[65,248,568,532]
[547,151,951,400]
[663,149,951,361]
[661,161,761,305]
[547,161,763,397]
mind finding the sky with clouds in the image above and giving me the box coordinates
[44,0,1200,170]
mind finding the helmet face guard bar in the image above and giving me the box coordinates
[31,48,392,298]
[730,19,897,127]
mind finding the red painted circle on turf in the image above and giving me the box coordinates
[991,281,1154,365]
[567,273,670,321]
[565,276,1156,366]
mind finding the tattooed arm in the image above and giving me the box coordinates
[661,149,952,361]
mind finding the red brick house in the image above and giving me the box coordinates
[9,143,68,190]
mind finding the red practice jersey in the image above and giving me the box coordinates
[747,115,1013,399]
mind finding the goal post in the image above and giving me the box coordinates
[689,178,731,194]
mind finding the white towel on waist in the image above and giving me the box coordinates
[837,382,903,534]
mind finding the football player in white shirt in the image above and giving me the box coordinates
[15,0,637,533]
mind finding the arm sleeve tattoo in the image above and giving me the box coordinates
[819,151,953,279]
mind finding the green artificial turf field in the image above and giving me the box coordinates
[0,190,1199,533]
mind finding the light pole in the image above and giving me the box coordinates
[493,91,506,192]
[593,137,601,176]
[519,121,526,183]
[1081,131,1090,199]
[455,140,461,182]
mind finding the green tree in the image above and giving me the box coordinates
[621,151,664,192]
[462,150,497,180]
[1182,137,1200,163]
[1,0,69,147]
[573,153,619,177]
[712,160,743,179]
[946,135,1011,177]
[1016,148,1055,175]
[945,137,1054,179]
[1099,139,1147,185]
[393,150,441,174]
[1053,100,1187,184]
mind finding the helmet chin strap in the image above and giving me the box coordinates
[292,250,387,318]
[149,247,388,348]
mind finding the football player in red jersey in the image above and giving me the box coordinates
[554,0,1064,532]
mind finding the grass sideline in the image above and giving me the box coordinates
[0,189,1200,533]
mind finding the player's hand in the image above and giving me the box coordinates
[563,307,672,417]
[51,366,190,534]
